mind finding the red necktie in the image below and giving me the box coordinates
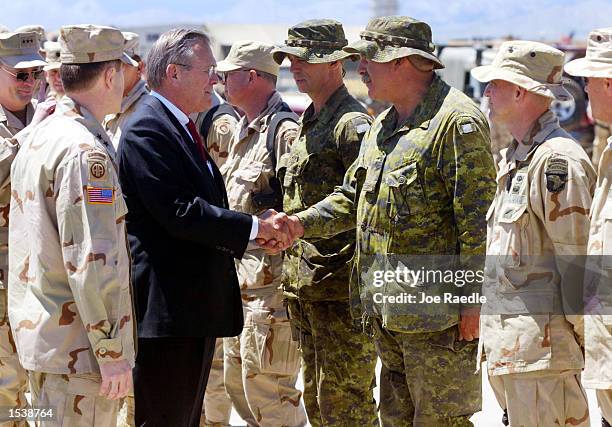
[186,119,208,162]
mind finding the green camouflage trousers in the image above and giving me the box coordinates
[29,371,119,427]
[372,319,481,427]
[287,299,378,427]
[0,289,27,427]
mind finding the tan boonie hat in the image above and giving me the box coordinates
[471,40,571,101]
[122,31,140,63]
[218,40,279,76]
[59,24,137,66]
[565,28,612,78]
[0,31,46,69]
[272,19,354,64]
[43,40,61,71]
[343,16,444,69]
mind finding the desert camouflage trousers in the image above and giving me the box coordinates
[28,371,119,427]
[200,338,232,426]
[489,369,589,427]
[224,289,306,427]
[0,288,28,427]
[287,298,378,427]
[372,319,481,427]
[598,389,612,424]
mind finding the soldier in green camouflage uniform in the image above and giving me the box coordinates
[274,16,497,426]
[271,20,378,427]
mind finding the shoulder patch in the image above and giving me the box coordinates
[87,151,108,181]
[458,119,476,135]
[545,157,568,193]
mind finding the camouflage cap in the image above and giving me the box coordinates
[564,28,612,78]
[14,25,46,46]
[43,40,61,71]
[343,16,444,68]
[0,31,46,69]
[122,31,140,63]
[272,19,354,64]
[471,40,571,101]
[59,24,137,66]
[218,40,279,76]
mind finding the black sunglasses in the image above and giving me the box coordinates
[1,67,44,82]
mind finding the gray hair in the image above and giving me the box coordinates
[146,28,210,90]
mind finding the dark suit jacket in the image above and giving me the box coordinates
[118,95,251,338]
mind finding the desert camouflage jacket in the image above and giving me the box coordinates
[103,79,149,150]
[8,96,135,374]
[583,136,612,388]
[481,110,596,376]
[220,91,298,293]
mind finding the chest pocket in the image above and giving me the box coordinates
[496,171,530,268]
[385,162,424,218]
[278,152,311,188]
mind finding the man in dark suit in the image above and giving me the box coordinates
[117,28,287,427]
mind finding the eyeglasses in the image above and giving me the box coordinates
[218,69,250,84]
[176,63,217,79]
[0,67,44,82]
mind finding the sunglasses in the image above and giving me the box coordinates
[1,67,44,82]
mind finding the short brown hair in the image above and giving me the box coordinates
[60,59,121,92]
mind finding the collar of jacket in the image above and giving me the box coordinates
[302,84,351,126]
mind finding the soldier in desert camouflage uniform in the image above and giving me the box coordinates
[565,27,612,427]
[0,30,55,427]
[104,32,148,150]
[215,39,306,427]
[8,24,137,427]
[272,16,496,426]
[471,41,596,426]
[42,41,65,100]
[271,19,378,427]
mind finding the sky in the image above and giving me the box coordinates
[3,0,611,43]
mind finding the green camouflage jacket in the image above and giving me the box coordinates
[296,75,496,332]
[279,84,371,301]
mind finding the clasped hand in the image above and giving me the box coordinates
[255,209,304,254]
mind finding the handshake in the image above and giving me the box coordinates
[255,209,304,254]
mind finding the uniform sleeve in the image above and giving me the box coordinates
[207,114,238,166]
[296,125,371,239]
[438,115,497,307]
[531,153,595,336]
[55,150,129,366]
[335,112,372,169]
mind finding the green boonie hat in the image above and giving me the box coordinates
[471,40,571,101]
[43,40,61,71]
[0,31,46,69]
[564,28,612,78]
[344,16,444,69]
[59,24,137,66]
[272,19,355,64]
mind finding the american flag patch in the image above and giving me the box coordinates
[86,187,114,204]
